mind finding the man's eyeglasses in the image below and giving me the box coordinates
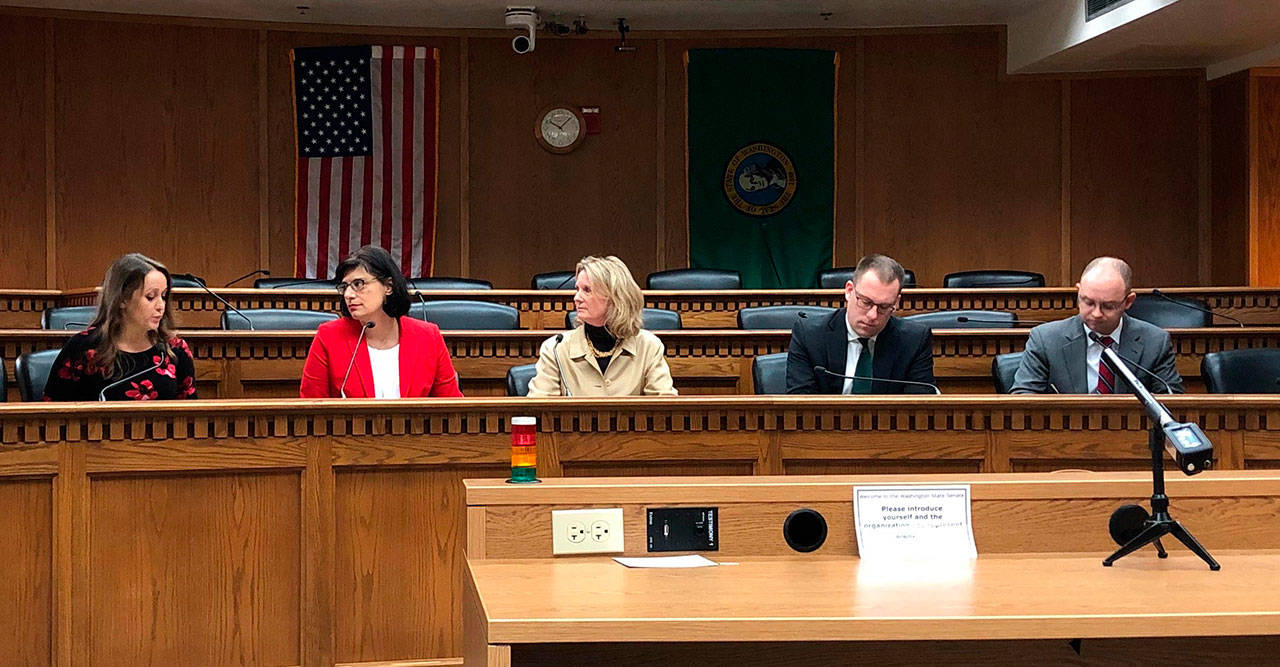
[335,278,376,294]
[850,288,898,315]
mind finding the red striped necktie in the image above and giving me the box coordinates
[1095,335,1116,394]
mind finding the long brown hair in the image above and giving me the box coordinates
[87,253,177,377]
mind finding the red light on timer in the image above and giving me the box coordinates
[581,107,601,135]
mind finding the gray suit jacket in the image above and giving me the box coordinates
[1010,314,1184,394]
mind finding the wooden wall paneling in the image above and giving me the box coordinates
[53,20,260,288]
[1198,76,1211,285]
[0,478,54,665]
[1068,74,1202,286]
[1252,73,1280,286]
[0,15,48,289]
[87,471,301,664]
[466,38,661,288]
[1209,72,1249,286]
[264,31,464,281]
[860,31,1062,287]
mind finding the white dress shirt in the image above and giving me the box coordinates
[1084,319,1123,394]
[843,316,878,395]
[367,344,401,399]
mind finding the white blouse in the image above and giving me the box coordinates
[366,344,401,399]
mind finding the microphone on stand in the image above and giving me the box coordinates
[1150,289,1244,327]
[550,333,571,396]
[98,358,164,401]
[413,290,430,322]
[224,269,270,287]
[1088,332,1174,394]
[339,322,375,398]
[813,366,941,395]
[955,316,1046,326]
[172,272,255,330]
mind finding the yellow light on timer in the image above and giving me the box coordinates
[508,416,539,483]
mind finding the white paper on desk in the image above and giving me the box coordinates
[613,555,718,568]
[853,485,977,560]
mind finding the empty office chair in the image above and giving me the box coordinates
[991,352,1024,394]
[752,352,789,395]
[646,268,741,291]
[943,270,1045,288]
[506,363,538,397]
[408,300,520,330]
[170,275,205,288]
[531,271,576,290]
[254,277,337,290]
[1201,349,1280,394]
[818,267,917,289]
[16,349,60,402]
[566,308,682,331]
[903,310,1016,330]
[737,306,836,330]
[408,277,492,290]
[41,306,97,330]
[220,309,339,331]
[1126,294,1211,329]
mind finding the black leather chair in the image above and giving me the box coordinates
[737,306,836,330]
[1201,349,1280,394]
[408,300,520,330]
[1126,294,1211,328]
[818,267,917,289]
[566,308,682,331]
[646,269,741,290]
[408,277,492,290]
[531,271,576,290]
[506,363,537,397]
[752,352,789,395]
[220,309,339,331]
[0,358,7,402]
[902,310,1016,330]
[943,270,1045,288]
[42,306,97,330]
[254,277,337,290]
[992,352,1024,394]
[170,275,206,288]
[16,349,60,402]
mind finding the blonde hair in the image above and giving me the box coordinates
[576,255,644,340]
[88,253,176,377]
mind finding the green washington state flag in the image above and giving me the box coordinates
[687,48,835,289]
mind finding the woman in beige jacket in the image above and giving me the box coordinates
[527,256,677,397]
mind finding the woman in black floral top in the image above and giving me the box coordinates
[43,253,198,401]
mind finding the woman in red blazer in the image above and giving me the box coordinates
[300,246,463,398]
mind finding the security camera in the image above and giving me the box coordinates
[505,7,538,54]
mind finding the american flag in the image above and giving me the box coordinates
[292,45,438,279]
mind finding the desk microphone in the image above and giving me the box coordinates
[1088,332,1174,394]
[224,269,269,287]
[98,358,164,401]
[413,290,430,322]
[339,321,375,398]
[172,272,254,330]
[955,316,1045,326]
[1150,289,1244,327]
[814,365,941,395]
[551,333,571,396]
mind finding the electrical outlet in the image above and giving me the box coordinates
[552,508,624,555]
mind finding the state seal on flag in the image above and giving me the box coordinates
[722,143,797,216]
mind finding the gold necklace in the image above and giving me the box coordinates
[583,329,615,358]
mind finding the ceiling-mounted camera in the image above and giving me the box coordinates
[505,7,539,54]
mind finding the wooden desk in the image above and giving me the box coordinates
[463,472,1280,665]
[6,326,1280,400]
[2,285,1276,329]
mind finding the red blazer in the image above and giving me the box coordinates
[300,316,463,398]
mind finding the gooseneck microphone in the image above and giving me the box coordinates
[413,290,430,321]
[1087,332,1174,394]
[814,365,941,395]
[172,272,254,330]
[955,316,1046,326]
[1150,289,1244,327]
[224,269,270,287]
[98,358,164,401]
[551,333,571,396]
[339,321,375,398]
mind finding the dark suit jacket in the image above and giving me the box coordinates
[785,309,936,394]
[300,316,463,398]
[1010,314,1184,394]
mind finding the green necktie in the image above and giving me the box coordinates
[851,337,873,394]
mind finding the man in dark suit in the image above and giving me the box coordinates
[1011,256,1183,394]
[786,254,935,394]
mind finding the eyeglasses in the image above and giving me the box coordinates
[335,278,376,294]
[850,288,898,315]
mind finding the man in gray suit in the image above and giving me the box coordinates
[1011,257,1183,394]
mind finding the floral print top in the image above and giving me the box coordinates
[42,331,198,401]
